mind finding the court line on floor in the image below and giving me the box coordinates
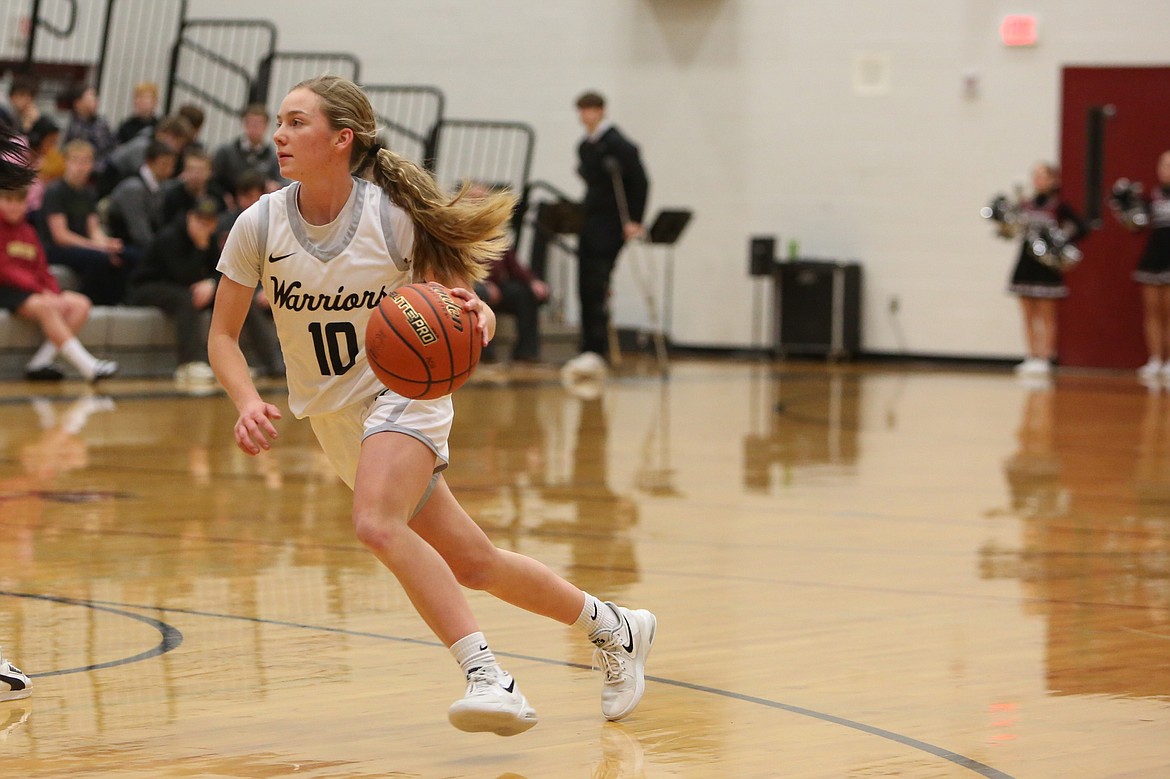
[0,591,1014,779]
[0,591,182,676]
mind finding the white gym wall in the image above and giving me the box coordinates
[189,0,1170,359]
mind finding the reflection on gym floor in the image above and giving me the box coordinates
[1,359,1167,778]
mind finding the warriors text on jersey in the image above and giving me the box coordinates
[217,178,415,417]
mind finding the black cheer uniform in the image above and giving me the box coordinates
[1133,185,1170,286]
[1007,192,1087,299]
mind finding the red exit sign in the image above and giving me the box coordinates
[1001,14,1038,47]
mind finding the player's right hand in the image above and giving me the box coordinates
[234,399,282,455]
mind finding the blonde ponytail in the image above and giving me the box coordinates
[365,148,514,284]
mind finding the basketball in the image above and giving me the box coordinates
[365,282,482,399]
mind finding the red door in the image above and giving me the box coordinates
[1059,66,1170,369]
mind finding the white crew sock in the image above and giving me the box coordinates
[26,340,58,371]
[59,338,99,380]
[450,632,498,676]
[574,593,621,640]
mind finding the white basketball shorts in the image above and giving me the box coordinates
[309,390,453,490]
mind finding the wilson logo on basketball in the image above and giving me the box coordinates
[392,294,438,345]
[432,286,465,332]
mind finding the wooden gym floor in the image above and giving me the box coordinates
[0,357,1167,778]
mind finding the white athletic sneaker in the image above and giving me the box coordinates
[0,649,31,702]
[175,361,216,383]
[1138,358,1163,377]
[89,359,119,382]
[593,603,656,721]
[562,351,609,379]
[1014,357,1050,376]
[447,666,538,736]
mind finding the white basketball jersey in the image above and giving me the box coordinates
[217,178,415,418]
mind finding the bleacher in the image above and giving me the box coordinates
[0,0,581,379]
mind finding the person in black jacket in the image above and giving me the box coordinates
[126,196,222,383]
[563,91,649,378]
[105,139,177,260]
[211,103,284,196]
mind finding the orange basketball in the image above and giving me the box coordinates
[365,282,481,399]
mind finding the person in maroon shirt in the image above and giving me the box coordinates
[475,245,550,363]
[0,185,116,381]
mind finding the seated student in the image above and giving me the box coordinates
[211,103,284,196]
[60,84,117,179]
[5,74,41,136]
[161,147,224,226]
[176,103,206,150]
[128,196,272,384]
[37,140,128,305]
[102,113,194,197]
[475,245,550,364]
[106,139,177,260]
[466,183,550,364]
[115,81,160,144]
[0,185,117,381]
[126,197,221,383]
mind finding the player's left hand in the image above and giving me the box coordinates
[448,286,496,346]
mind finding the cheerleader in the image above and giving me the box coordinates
[1120,151,1170,378]
[1007,162,1087,375]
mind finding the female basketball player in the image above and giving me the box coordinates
[1123,151,1170,378]
[208,76,655,736]
[1008,162,1087,376]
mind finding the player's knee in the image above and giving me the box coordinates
[352,512,400,554]
[448,547,499,590]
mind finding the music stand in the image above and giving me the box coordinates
[535,200,584,235]
[648,209,692,245]
[623,209,693,371]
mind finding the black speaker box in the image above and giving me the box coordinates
[776,261,862,357]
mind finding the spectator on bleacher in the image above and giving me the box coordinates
[106,139,178,261]
[217,169,265,238]
[37,140,128,305]
[466,181,549,364]
[61,84,117,178]
[3,75,41,136]
[102,113,194,197]
[162,147,225,226]
[212,103,284,196]
[475,244,550,364]
[115,81,161,144]
[25,116,63,217]
[562,90,649,380]
[177,103,206,148]
[126,196,222,385]
[0,185,117,381]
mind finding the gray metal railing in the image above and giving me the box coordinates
[432,118,535,196]
[166,18,277,149]
[366,84,444,169]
